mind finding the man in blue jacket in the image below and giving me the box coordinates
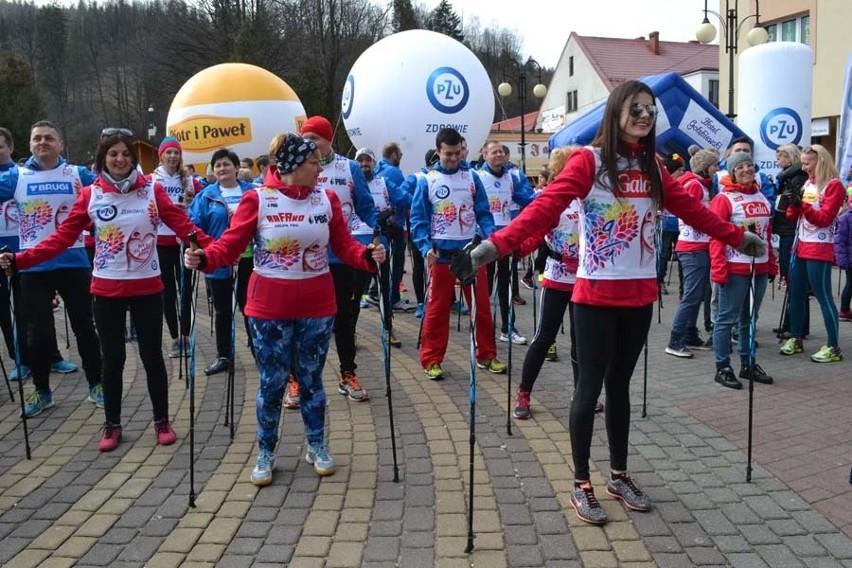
[476,140,536,344]
[0,120,103,417]
[410,127,505,380]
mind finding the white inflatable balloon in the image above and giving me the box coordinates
[167,63,306,172]
[737,43,813,180]
[341,30,495,175]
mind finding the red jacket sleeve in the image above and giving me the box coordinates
[802,179,845,228]
[708,193,734,284]
[490,149,595,257]
[681,177,706,204]
[663,166,744,247]
[327,190,374,273]
[16,187,93,270]
[155,185,212,247]
[202,190,260,271]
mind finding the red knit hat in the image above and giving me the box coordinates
[300,116,334,142]
[158,136,182,158]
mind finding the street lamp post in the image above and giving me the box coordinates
[696,0,768,120]
[497,57,547,175]
[147,106,157,140]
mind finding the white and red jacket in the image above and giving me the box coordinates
[785,178,845,263]
[709,177,777,283]
[675,171,712,253]
[15,174,210,297]
[149,166,203,246]
[490,144,745,307]
[199,167,375,320]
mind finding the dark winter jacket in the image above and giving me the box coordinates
[835,209,852,269]
[773,165,808,237]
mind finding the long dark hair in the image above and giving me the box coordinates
[95,134,138,176]
[591,80,663,208]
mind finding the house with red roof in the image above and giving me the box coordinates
[536,31,719,132]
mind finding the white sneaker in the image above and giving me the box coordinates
[391,300,412,312]
[251,450,276,486]
[305,443,336,476]
[499,330,527,345]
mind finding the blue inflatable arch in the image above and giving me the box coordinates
[548,72,747,161]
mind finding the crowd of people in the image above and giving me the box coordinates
[0,79,849,519]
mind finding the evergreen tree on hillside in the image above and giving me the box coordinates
[426,0,463,42]
[392,0,419,32]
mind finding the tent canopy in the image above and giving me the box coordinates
[548,72,746,161]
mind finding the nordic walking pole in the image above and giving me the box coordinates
[1,249,30,459]
[746,224,758,483]
[63,304,70,348]
[461,235,481,554]
[416,244,437,350]
[225,262,238,440]
[506,257,514,436]
[0,348,12,401]
[373,227,399,482]
[530,255,538,335]
[186,233,201,506]
[642,338,649,418]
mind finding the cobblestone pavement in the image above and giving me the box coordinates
[0,267,849,567]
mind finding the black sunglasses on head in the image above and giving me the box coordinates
[101,127,134,138]
[629,103,658,119]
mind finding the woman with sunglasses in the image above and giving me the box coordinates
[183,133,385,486]
[457,80,764,525]
[0,131,211,451]
[779,144,845,363]
[150,137,202,358]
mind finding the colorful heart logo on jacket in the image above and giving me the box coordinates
[126,231,155,270]
[582,199,640,274]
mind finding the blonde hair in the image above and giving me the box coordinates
[802,144,839,190]
[237,168,253,182]
[268,133,289,157]
[776,144,801,168]
[548,146,579,176]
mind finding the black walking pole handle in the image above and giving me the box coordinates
[187,232,200,250]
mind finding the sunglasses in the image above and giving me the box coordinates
[101,127,134,138]
[629,103,658,119]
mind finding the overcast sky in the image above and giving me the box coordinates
[421,0,714,68]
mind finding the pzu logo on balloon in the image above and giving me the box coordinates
[427,67,470,114]
[759,107,803,150]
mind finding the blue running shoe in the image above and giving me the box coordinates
[22,389,54,418]
[51,360,78,374]
[10,365,30,382]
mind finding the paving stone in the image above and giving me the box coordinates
[815,534,852,559]
[506,544,543,566]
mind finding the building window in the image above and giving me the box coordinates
[800,16,810,45]
[764,15,810,45]
[765,23,777,42]
[566,90,578,112]
[708,79,719,108]
[781,19,796,41]
[569,56,574,77]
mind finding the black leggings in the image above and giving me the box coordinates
[841,268,852,312]
[520,287,575,391]
[158,245,192,339]
[235,256,254,353]
[487,257,514,334]
[93,293,168,425]
[331,263,357,373]
[571,303,652,481]
[408,237,425,305]
[208,277,233,359]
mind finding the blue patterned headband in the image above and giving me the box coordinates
[275,134,318,175]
